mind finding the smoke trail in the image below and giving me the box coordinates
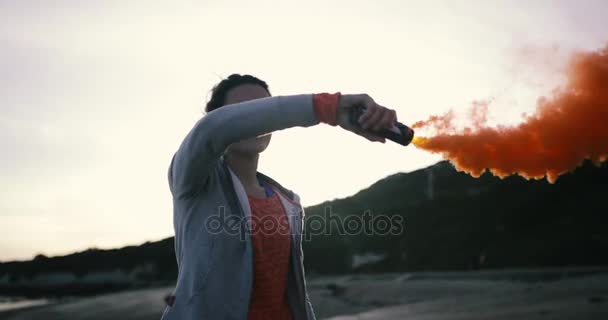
[412,44,608,182]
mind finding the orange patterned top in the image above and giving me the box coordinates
[247,188,293,320]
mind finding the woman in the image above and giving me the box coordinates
[161,74,398,320]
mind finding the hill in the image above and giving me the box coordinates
[302,160,608,273]
[1,160,607,296]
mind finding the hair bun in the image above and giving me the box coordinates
[204,74,271,113]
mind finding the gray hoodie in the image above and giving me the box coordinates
[161,94,320,319]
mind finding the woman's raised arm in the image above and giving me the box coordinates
[169,92,398,199]
[169,94,319,199]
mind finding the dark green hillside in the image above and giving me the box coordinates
[2,160,606,296]
[303,160,608,274]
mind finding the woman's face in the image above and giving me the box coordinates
[224,84,272,155]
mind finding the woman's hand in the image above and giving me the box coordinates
[336,94,398,143]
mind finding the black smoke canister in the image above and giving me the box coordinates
[349,105,415,146]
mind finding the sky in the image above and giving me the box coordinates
[1,0,607,261]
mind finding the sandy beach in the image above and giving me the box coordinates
[2,268,607,320]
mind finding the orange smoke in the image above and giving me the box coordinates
[412,45,608,183]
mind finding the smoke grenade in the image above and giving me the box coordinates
[350,105,415,146]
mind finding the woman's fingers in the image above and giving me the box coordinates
[361,105,397,131]
[375,108,396,131]
[362,106,384,130]
[358,105,378,128]
[335,93,398,144]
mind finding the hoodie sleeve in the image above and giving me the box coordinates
[169,94,320,199]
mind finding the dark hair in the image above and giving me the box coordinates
[205,73,271,113]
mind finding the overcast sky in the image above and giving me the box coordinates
[1,0,606,261]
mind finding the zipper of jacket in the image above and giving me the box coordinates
[292,209,309,319]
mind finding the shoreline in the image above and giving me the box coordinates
[2,267,607,319]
